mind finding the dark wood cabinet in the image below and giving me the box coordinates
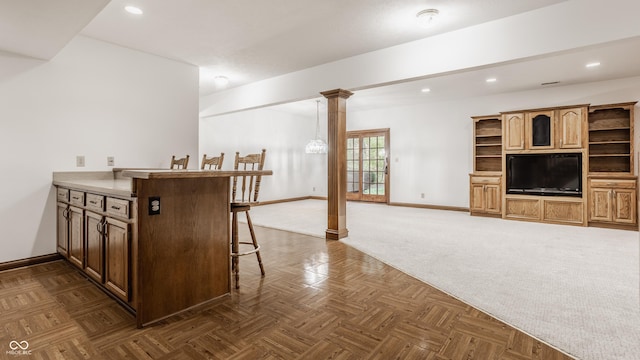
[85,211,104,283]
[56,187,133,305]
[68,206,84,269]
[104,217,130,302]
[56,202,69,257]
[54,168,270,328]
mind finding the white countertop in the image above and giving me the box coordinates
[53,171,134,198]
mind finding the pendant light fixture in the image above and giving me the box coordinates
[305,100,328,154]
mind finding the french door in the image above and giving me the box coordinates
[346,129,390,203]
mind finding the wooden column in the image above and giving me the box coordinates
[321,89,353,240]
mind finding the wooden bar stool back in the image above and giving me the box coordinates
[231,149,266,288]
[170,155,190,169]
[201,153,225,170]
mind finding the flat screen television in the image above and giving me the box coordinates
[506,153,582,197]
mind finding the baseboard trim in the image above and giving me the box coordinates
[388,202,469,213]
[0,253,63,272]
[309,196,328,200]
[588,221,638,231]
[256,196,313,206]
[255,196,328,206]
[255,197,466,213]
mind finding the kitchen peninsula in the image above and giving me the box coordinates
[53,168,272,327]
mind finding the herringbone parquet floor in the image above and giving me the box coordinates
[0,226,574,359]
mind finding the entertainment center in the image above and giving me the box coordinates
[470,101,637,230]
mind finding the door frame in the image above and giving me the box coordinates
[346,128,390,203]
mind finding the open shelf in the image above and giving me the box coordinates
[473,116,502,173]
[588,105,633,174]
[589,156,631,173]
[476,157,502,172]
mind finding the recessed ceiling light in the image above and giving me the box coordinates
[213,76,229,87]
[421,88,431,93]
[486,78,497,83]
[125,6,143,15]
[416,9,439,27]
[586,62,601,68]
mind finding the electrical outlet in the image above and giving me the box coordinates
[149,197,161,215]
[420,193,425,199]
[76,155,85,167]
[107,156,115,166]
[313,187,316,192]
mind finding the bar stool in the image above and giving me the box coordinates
[231,149,266,288]
[201,153,225,170]
[170,155,190,169]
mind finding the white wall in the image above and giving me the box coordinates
[348,103,471,207]
[201,76,640,209]
[199,107,327,201]
[0,36,199,263]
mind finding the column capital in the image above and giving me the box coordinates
[320,88,354,100]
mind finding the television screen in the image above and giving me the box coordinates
[506,153,582,197]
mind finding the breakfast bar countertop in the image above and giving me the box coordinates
[122,169,273,179]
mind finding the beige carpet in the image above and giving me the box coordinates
[246,199,640,360]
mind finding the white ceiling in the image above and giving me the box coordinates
[348,37,640,111]
[79,0,566,95]
[0,0,108,60]
[0,0,563,95]
[271,36,640,115]
[3,0,640,114]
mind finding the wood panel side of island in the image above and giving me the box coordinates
[134,176,231,327]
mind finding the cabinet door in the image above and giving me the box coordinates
[470,183,486,212]
[504,113,525,150]
[68,206,84,269]
[85,211,104,283]
[528,111,554,149]
[589,188,613,222]
[484,184,501,214]
[558,108,583,149]
[105,217,130,302]
[56,202,69,256]
[613,189,636,224]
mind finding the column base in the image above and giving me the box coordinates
[325,228,349,240]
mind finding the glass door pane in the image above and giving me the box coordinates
[362,134,386,202]
[346,130,389,203]
[346,137,360,198]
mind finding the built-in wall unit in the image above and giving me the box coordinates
[469,101,637,230]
